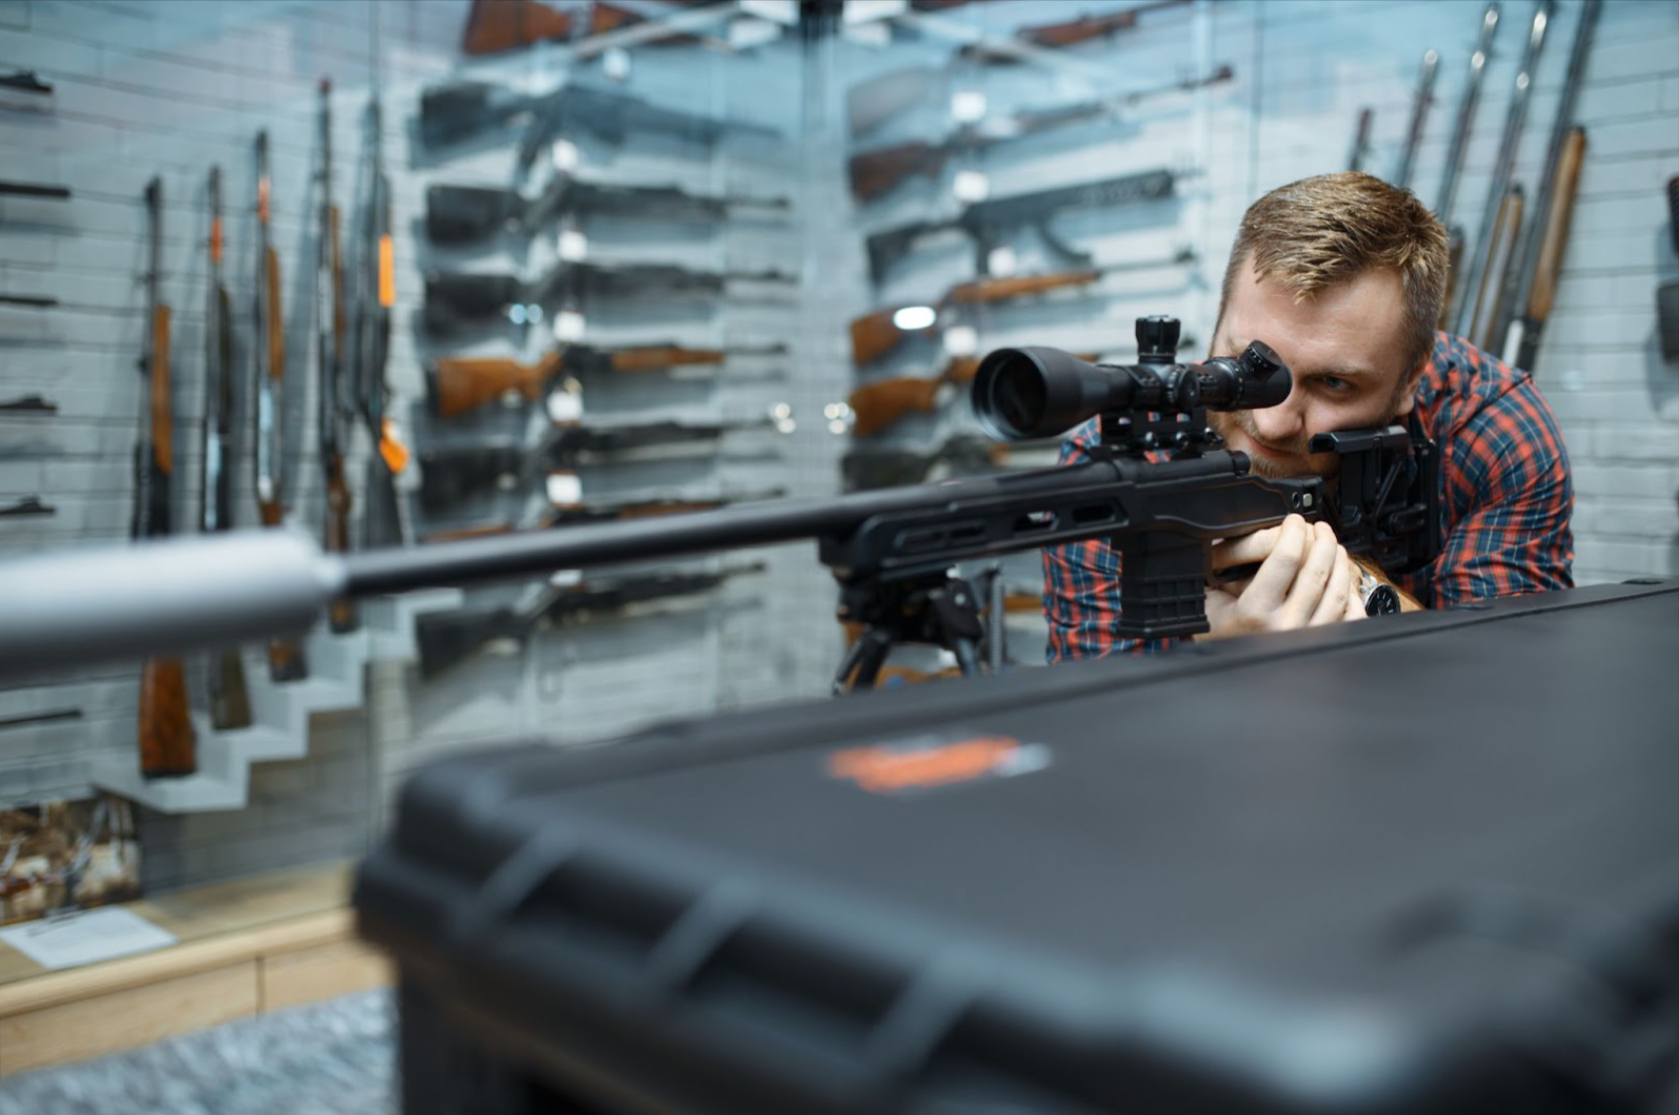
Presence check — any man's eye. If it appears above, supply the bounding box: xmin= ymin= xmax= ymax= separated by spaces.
xmin=1318 ymin=376 xmax=1354 ymax=393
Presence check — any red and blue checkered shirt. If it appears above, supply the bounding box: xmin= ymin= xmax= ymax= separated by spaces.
xmin=1043 ymin=332 xmax=1575 ymax=662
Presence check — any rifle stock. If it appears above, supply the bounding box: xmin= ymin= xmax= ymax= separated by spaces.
xmin=253 ymin=132 xmax=307 ymax=682
xmin=850 ymin=270 xmax=1106 ymax=365
xmin=462 ymin=0 xmax=574 ymax=55
xmin=1510 ymin=127 xmax=1585 ymax=369
xmin=430 ymin=352 xmax=562 ymax=418
xmin=136 ymin=178 xmax=196 ymax=778
xmin=138 ymin=658 xmax=195 ymax=778
xmin=203 ymin=166 xmax=251 ymax=730
xmin=317 ymin=82 xmax=358 ymax=633
xmin=848 ymin=142 xmax=946 ymax=203
xmin=1466 ymin=185 xmax=1523 ymax=351
xmin=429 ymin=344 xmax=739 ymax=420
xmin=1019 ymin=0 xmax=1187 ymax=46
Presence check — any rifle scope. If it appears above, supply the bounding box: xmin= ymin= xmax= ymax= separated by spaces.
xmin=972 ymin=316 xmax=1290 ymax=440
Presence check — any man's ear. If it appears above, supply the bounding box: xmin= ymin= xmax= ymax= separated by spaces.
xmin=1391 ymin=357 xmax=1428 ymax=417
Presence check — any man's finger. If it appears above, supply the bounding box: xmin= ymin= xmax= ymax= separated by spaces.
xmin=1279 ymin=522 xmax=1340 ymax=626
xmin=1209 ymin=523 xmax=1284 ymax=572
xmin=1242 ymin=515 xmax=1310 ymax=610
xmin=1310 ymin=547 xmax=1355 ymax=626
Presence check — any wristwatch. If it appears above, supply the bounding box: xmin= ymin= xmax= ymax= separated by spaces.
xmin=1358 ymin=569 xmax=1402 ymax=616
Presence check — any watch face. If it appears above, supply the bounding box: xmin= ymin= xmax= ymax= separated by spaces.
xmin=1364 ymin=584 xmax=1402 ymax=616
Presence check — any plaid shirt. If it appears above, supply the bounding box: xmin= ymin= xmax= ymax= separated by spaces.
xmin=1043 ymin=332 xmax=1575 ymax=662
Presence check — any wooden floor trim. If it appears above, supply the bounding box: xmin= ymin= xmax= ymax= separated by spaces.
xmin=0 ymin=909 xmax=355 ymax=1019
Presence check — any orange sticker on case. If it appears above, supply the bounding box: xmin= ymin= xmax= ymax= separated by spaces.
xmin=828 ymin=735 xmax=1048 ymax=795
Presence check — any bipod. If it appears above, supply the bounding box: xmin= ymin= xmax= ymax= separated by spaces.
xmin=831 ymin=568 xmax=988 ymax=695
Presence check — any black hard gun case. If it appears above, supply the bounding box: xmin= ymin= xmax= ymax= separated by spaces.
xmin=355 ymin=580 xmax=1679 ymax=1115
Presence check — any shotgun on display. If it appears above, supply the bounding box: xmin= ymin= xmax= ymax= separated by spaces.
xmin=134 ymin=179 xmax=196 ymax=780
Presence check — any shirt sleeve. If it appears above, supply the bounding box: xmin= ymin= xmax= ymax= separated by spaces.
xmin=1431 ymin=377 xmax=1575 ymax=606
xmin=1041 ymin=426 xmax=1177 ymax=663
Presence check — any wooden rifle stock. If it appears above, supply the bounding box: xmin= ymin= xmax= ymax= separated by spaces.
xmin=848 ymin=142 xmax=946 ymax=203
xmin=1466 ymin=185 xmax=1523 ymax=352
xmin=141 ymin=302 xmax=193 ymax=778
xmin=850 ymin=270 xmax=1104 ymax=365
xmin=139 ymin=657 xmax=195 ymax=778
xmin=430 ymin=352 xmax=560 ymax=418
xmin=137 ymin=178 xmax=195 ymax=778
xmin=430 ymin=345 xmax=731 ymax=419
xmin=254 ymin=133 xmax=307 ymax=682
xmin=1019 ymin=0 xmax=1187 ymax=47
xmin=1512 ymin=127 xmax=1585 ymax=369
xmin=462 ymin=0 xmax=573 ymax=54
xmin=607 ymin=344 xmax=728 ymax=372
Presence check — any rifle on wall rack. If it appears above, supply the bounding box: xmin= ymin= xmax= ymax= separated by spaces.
xmin=1450 ymin=1 xmax=1553 ymax=337
xmin=866 ymin=166 xmax=1183 ymax=286
xmin=418 ymin=407 xmax=795 ymax=512
xmin=316 ymin=79 xmax=357 ymax=633
xmin=1464 ymin=185 xmax=1524 ymax=352
xmin=252 ymin=129 xmax=309 ymax=682
xmin=1498 ymin=0 xmax=1601 ymax=369
xmin=851 ymin=1 xmax=1193 ymax=136
xmin=428 ymin=341 xmax=788 ymax=420
xmin=0 ymin=395 xmax=56 ymax=415
xmin=0 ymin=180 xmax=70 ymax=199
xmin=201 ymin=167 xmax=252 ymax=731
xmin=134 ymin=178 xmax=195 ymax=780
xmin=0 ymin=70 xmax=52 ymax=96
xmin=353 ymin=90 xmax=407 ymax=551
xmin=423 ymin=486 xmax=788 ymax=543
xmin=414 ymin=563 xmax=766 ymax=681
xmin=848 ymin=66 xmax=1233 ymax=204
xmin=0 ymin=496 xmax=55 ymax=518
xmin=422 ymin=261 xmax=795 ymax=338
xmin=1347 ymin=108 xmax=1374 ymax=173
xmin=850 ymin=250 xmax=1195 ymax=365
xmin=418 ymin=80 xmax=779 ymax=179
xmin=426 ymin=176 xmax=790 ymax=246
xmin=1435 ymin=3 xmax=1501 ymax=330
xmin=462 ymin=0 xmax=704 ymax=56
xmin=1393 ymin=50 xmax=1439 ymax=190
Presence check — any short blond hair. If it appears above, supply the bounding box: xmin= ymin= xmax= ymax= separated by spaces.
xmin=1216 ymin=172 xmax=1450 ymax=376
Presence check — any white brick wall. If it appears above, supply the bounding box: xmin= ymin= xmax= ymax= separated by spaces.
xmin=1 ymin=0 xmax=1675 ymax=892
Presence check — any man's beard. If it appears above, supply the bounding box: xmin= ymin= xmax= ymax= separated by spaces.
xmin=1208 ymin=410 xmax=1342 ymax=480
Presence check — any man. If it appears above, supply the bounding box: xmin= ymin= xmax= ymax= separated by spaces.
xmin=1044 ymin=172 xmax=1574 ymax=661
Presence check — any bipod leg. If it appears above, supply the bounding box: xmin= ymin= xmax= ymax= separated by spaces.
xmin=832 ymin=624 xmax=895 ymax=695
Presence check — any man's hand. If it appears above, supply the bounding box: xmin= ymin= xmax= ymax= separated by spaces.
xmin=1202 ymin=515 xmax=1364 ymax=640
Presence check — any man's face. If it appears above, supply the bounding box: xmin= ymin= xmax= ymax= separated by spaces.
xmin=1208 ymin=258 xmax=1425 ymax=479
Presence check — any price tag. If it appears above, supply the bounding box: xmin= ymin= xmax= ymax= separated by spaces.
xmin=556 ymin=228 xmax=588 ymax=261
xmin=986 ymin=246 xmax=1017 ymax=277
xmin=942 ymin=325 xmax=978 ymax=357
xmin=950 ymin=89 xmax=988 ymax=123
xmin=952 ymin=170 xmax=989 ymax=203
xmin=602 ymin=47 xmax=632 ymax=82
xmin=550 ymin=139 xmax=581 ymax=172
xmin=546 ymin=387 xmax=584 ymax=425
xmin=545 ymin=472 xmax=584 ymax=506
xmin=548 ymin=568 xmax=583 ymax=588
xmin=552 ymin=309 xmax=587 ymax=342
